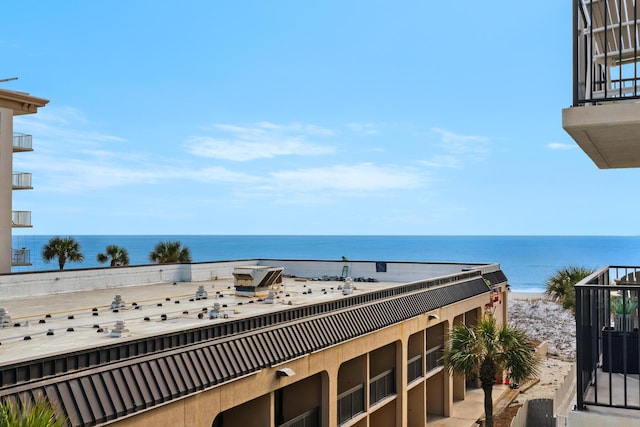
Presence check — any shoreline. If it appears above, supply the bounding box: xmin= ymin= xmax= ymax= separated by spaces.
xmin=508 ymin=290 xmax=575 ymax=360
xmin=510 ymin=291 xmax=548 ymax=300
xmin=507 ymin=289 xmax=576 ymax=403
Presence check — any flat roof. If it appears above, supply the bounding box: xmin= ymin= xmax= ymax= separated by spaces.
xmin=0 ymin=261 xmax=507 ymax=427
xmin=0 ymin=276 xmax=400 ymax=365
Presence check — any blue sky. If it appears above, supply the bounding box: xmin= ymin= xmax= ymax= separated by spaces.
xmin=4 ymin=1 xmax=636 ymax=235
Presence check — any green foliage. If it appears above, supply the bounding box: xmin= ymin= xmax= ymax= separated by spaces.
xmin=0 ymin=397 xmax=67 ymax=427
xmin=41 ymin=236 xmax=84 ymax=270
xmin=441 ymin=316 xmax=538 ymax=427
xmin=148 ymin=241 xmax=192 ymax=264
xmin=611 ymin=295 xmax=638 ymax=315
xmin=544 ymin=266 xmax=594 ymax=312
xmin=97 ymin=245 xmax=130 ymax=267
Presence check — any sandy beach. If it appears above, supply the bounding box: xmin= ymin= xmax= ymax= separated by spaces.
xmin=507 ymin=291 xmax=575 ymax=401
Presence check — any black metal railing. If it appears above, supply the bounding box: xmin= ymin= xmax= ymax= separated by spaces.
xmin=337 ymin=384 xmax=364 ymax=425
xmin=407 ymin=354 xmax=423 ymax=384
xmin=576 ymin=266 xmax=640 ymax=411
xmin=572 ymin=0 xmax=640 ymax=105
xmin=279 ymin=407 xmax=320 ymax=427
xmin=369 ymin=369 xmax=395 ymax=406
xmin=426 ymin=345 xmax=443 ymax=373
xmin=11 ymin=248 xmax=31 ymax=266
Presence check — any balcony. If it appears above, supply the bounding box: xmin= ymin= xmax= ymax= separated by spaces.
xmin=11 ymin=248 xmax=31 ymax=267
xmin=571 ymin=0 xmax=640 ymax=105
xmin=278 ymin=407 xmax=319 ymax=427
xmin=12 ymin=172 xmax=32 ymax=190
xmin=369 ymin=369 xmax=395 ymax=406
xmin=337 ymin=384 xmax=364 ymax=425
xmin=575 ymin=266 xmax=640 ymax=412
xmin=426 ymin=344 xmax=443 ymax=373
xmin=563 ymin=0 xmax=640 ymax=168
xmin=11 ymin=211 xmax=32 ymax=228
xmin=12 ymin=133 xmax=33 ymax=152
xmin=407 ymin=354 xmax=423 ymax=384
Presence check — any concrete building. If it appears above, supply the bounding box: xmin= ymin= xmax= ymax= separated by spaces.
xmin=563 ymin=1 xmax=640 ymax=425
xmin=0 ymin=86 xmax=48 ymax=274
xmin=0 ymin=259 xmax=510 ymax=426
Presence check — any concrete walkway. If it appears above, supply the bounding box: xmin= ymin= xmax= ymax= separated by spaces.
xmin=428 ymin=384 xmax=510 ymax=427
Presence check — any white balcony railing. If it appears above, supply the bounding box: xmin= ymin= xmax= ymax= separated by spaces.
xmin=12 ymin=172 xmax=32 ymax=190
xmin=12 ymin=133 xmax=33 ymax=151
xmin=11 ymin=248 xmax=31 ymax=266
xmin=12 ymin=211 xmax=32 ymax=228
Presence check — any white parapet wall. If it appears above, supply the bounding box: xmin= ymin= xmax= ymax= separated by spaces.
xmin=0 ymin=259 xmax=500 ymax=300
xmin=259 ymin=259 xmax=492 ymax=282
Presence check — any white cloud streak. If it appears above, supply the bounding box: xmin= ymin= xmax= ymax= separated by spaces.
xmin=187 ymin=121 xmax=335 ymax=161
xmin=15 ymin=111 xmax=427 ymax=206
xmin=547 ymin=143 xmax=576 ymax=150
xmin=419 ymin=127 xmax=493 ymax=168
xmin=347 ymin=122 xmax=380 ymax=136
xmin=270 ymin=163 xmax=423 ymax=192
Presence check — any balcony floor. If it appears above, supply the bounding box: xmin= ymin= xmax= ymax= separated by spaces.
xmin=586 ymin=368 xmax=640 ymax=409
xmin=563 ymin=102 xmax=640 ymax=169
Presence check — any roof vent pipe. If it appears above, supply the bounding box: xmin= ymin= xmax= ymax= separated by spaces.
xmin=209 ymin=303 xmax=221 ymax=319
xmin=265 ymin=290 xmax=276 ymax=304
xmin=110 ymin=320 xmax=129 ymax=338
xmin=0 ymin=308 xmax=11 ymax=328
xmin=195 ymin=285 xmax=208 ymax=299
xmin=342 ymin=278 xmax=353 ymax=295
xmin=111 ymin=295 xmax=125 ymax=310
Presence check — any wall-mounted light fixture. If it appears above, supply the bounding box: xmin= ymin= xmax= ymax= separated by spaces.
xmin=428 ymin=314 xmax=439 ymax=320
xmin=276 ymin=368 xmax=296 ymax=378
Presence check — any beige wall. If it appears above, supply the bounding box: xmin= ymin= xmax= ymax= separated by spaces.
xmin=109 ymin=288 xmax=505 ymax=427
xmin=0 ymin=107 xmax=12 ymax=274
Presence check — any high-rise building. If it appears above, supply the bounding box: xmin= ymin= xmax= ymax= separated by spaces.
xmin=0 ymin=87 xmax=48 ymax=273
xmin=563 ymin=1 xmax=640 ymax=425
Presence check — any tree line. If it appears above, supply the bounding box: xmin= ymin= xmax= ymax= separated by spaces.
xmin=40 ymin=237 xmax=192 ymax=270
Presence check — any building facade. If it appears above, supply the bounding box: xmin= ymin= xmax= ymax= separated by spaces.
xmin=563 ymin=1 xmax=640 ymax=425
xmin=0 ymin=259 xmax=509 ymax=427
xmin=0 ymin=88 xmax=48 ymax=274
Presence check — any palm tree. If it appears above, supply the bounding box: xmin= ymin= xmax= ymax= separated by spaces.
xmin=441 ymin=315 xmax=538 ymax=427
xmin=96 ymin=245 xmax=130 ymax=267
xmin=148 ymin=241 xmax=192 ymax=264
xmin=41 ymin=236 xmax=84 ymax=270
xmin=0 ymin=397 xmax=67 ymax=427
xmin=544 ymin=266 xmax=594 ymax=312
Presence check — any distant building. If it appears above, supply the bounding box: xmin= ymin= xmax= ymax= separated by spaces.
xmin=0 ymin=87 xmax=48 ymax=273
xmin=0 ymin=259 xmax=509 ymax=426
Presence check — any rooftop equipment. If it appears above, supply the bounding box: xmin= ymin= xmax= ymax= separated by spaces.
xmin=232 ymin=266 xmax=283 ymax=297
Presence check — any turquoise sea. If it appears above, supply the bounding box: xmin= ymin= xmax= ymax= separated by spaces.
xmin=10 ymin=235 xmax=640 ymax=293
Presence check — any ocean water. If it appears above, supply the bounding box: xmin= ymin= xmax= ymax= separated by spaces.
xmin=10 ymin=235 xmax=640 ymax=293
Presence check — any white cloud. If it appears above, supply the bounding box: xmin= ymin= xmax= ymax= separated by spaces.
xmin=418 ymin=127 xmax=493 ymax=167
xmin=187 ymin=136 xmax=333 ymax=161
xmin=547 ymin=143 xmax=576 ymax=150
xmin=431 ymin=127 xmax=489 ymax=144
xmin=187 ymin=121 xmax=336 ymax=161
xmin=14 ymin=106 xmax=126 ymax=146
xmin=20 ymin=151 xmax=260 ymax=193
xmin=268 ymin=163 xmax=424 ymax=193
xmin=347 ymin=122 xmax=380 ymax=136
xmin=419 ymin=155 xmax=462 ymax=168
